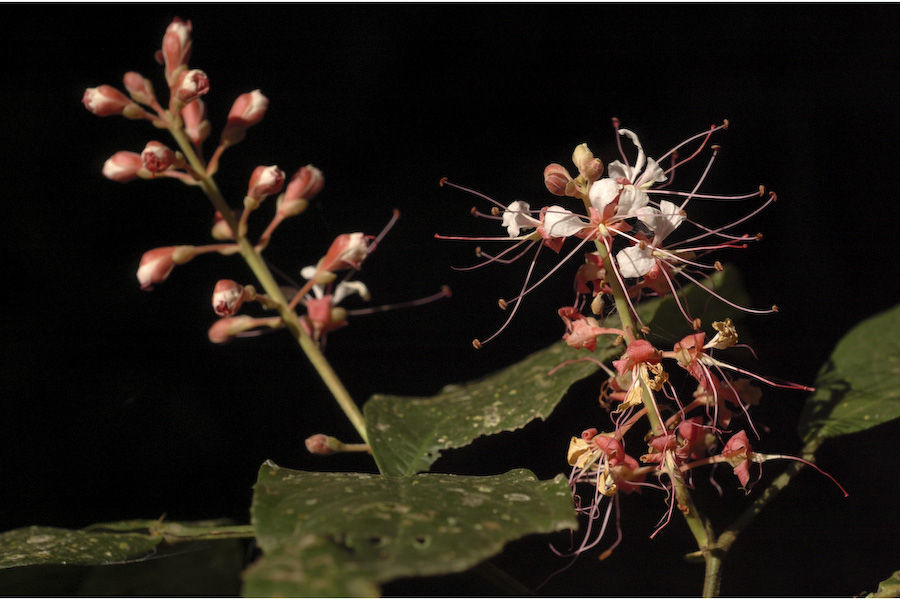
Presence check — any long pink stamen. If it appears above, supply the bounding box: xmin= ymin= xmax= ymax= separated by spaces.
xmin=474 ymin=243 xmax=543 ymax=347
xmin=651 ymin=188 xmax=764 ymax=202
xmin=676 ymin=191 xmax=775 ymax=246
xmin=756 ymin=454 xmax=849 ymax=497
xmin=679 ymin=269 xmax=778 ymax=315
xmin=368 ymin=208 xmax=400 ymax=253
xmin=704 ymin=356 xmax=814 ymax=392
xmin=347 ymin=286 xmax=451 ymax=317
xmin=439 ymin=178 xmax=508 ymax=211
xmin=504 ymin=236 xmax=594 ymax=306
xmin=712 ymin=363 xmax=761 ymax=438
xmin=679 ymin=147 xmax=719 ymax=212
xmin=663 ymin=125 xmax=716 ymax=175
xmin=657 ymin=122 xmax=727 ymax=163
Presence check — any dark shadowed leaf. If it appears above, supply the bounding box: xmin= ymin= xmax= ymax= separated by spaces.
xmin=244 ymin=461 xmax=577 ymax=596
xmin=799 ymin=303 xmax=900 ymax=442
xmin=0 ymin=526 xmax=161 ymax=569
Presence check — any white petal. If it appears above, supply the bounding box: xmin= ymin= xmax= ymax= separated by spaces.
xmin=543 ymin=206 xmax=588 ymax=238
xmin=333 ymin=280 xmax=370 ymax=304
xmin=606 ymin=160 xmax=631 ymax=182
xmin=616 ymin=185 xmax=649 ymax=216
xmin=637 ymin=157 xmax=667 ymax=188
xmin=652 ymin=200 xmax=685 ymax=242
xmin=618 ymin=129 xmax=646 ymax=180
xmin=616 ymin=244 xmax=655 ymax=278
xmin=589 ymin=178 xmax=621 ymax=214
xmin=501 ymin=200 xmax=540 ymax=238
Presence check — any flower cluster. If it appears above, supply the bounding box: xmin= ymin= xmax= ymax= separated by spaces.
xmin=439 ymin=119 xmax=846 ymax=559
xmin=84 ymin=18 xmax=448 ymax=347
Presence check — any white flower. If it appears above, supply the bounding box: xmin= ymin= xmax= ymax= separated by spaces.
xmin=501 ymin=200 xmax=541 ymax=238
xmin=608 ymin=129 xmax=667 ymax=189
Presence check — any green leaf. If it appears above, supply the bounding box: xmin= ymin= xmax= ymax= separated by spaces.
xmin=365 ymin=340 xmax=603 ymax=475
xmin=0 ymin=526 xmax=161 ymax=569
xmin=244 ymin=461 xmax=577 ymax=596
xmin=869 ymin=568 xmax=900 ymax=598
xmin=799 ymin=303 xmax=900 ymax=442
xmin=365 ymin=267 xmax=748 ymax=476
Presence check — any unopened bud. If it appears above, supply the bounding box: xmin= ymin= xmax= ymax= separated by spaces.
xmin=319 ymin=232 xmax=369 ymax=272
xmin=211 ymin=210 xmax=236 ymax=240
xmin=173 ymin=69 xmax=209 ymax=104
xmin=212 ymin=279 xmax=245 ymax=317
xmin=182 ymin=98 xmax=210 ymax=146
xmin=102 ymin=151 xmax=143 ymax=182
xmin=221 ymin=89 xmax=269 ymax=145
xmin=247 ymin=165 xmax=286 ymax=200
xmin=137 ymin=245 xmax=195 ymax=290
xmin=278 ymin=165 xmax=323 ymax=217
xmin=543 ymin=163 xmax=573 ymax=196
xmin=159 ymin=17 xmax=193 ymax=82
xmin=141 ymin=141 xmax=175 ymax=173
xmin=123 ymin=71 xmax=156 ymax=106
xmin=305 ymin=434 xmax=337 ymax=455
xmin=207 ymin=315 xmax=256 ymax=344
xmin=82 ymin=85 xmax=136 ymax=117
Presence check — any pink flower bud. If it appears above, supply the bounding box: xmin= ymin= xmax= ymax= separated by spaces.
xmin=182 ymin=98 xmax=210 ymax=146
xmin=102 ymin=151 xmax=143 ymax=182
xmin=212 ymin=279 xmax=245 ymax=317
xmin=141 ymin=141 xmax=175 ymax=173
xmin=247 ymin=165 xmax=286 ymax=200
xmin=173 ymin=69 xmax=209 ymax=104
xmin=122 ymin=71 xmax=156 ymax=106
xmin=208 ymin=315 xmax=256 ymax=344
xmin=305 ymin=434 xmax=336 ymax=455
xmin=211 ymin=210 xmax=237 ymax=240
xmin=285 ymin=165 xmax=324 ymax=202
xmin=159 ymin=17 xmax=193 ymax=81
xmin=82 ymin=85 xmax=134 ymax=117
xmin=544 ymin=163 xmax=573 ymax=196
xmin=221 ymin=90 xmax=269 ymax=145
xmin=319 ymin=232 xmax=369 ymax=272
xmin=137 ymin=245 xmax=195 ymax=290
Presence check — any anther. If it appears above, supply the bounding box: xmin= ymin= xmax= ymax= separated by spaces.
xmin=439 ymin=177 xmax=447 ymax=187
xmin=441 ymin=285 xmax=452 ymax=298
xmin=692 ymin=317 xmax=702 ymax=331
xmin=755 ymin=232 xmax=764 ymax=241
xmin=769 ymin=191 xmax=778 ymax=202
xmin=641 ymin=325 xmax=651 ymax=335
xmin=711 ymin=144 xmax=721 ymax=153
xmin=772 ymin=304 xmax=779 ymax=312
xmin=758 ymin=185 xmax=766 ymax=197
xmin=611 ymin=117 xmax=620 ymax=128
xmin=472 ymin=338 xmax=482 ymax=350
xmin=722 ymin=118 xmax=730 ymax=130
xmin=491 ymin=207 xmax=500 ymax=217
xmin=469 ymin=206 xmax=478 ymax=217
xmin=498 ymin=298 xmax=508 ymax=310
xmin=714 ymin=261 xmax=724 ymax=272
xmin=475 ymin=246 xmax=483 ymax=257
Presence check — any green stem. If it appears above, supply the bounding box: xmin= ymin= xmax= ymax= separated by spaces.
xmin=168 ymin=124 xmax=369 ymax=444
xmin=586 ymin=200 xmax=715 ymax=594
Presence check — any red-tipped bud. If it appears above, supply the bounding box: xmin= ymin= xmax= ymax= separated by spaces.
xmin=212 ymin=279 xmax=245 ymax=317
xmin=141 ymin=141 xmax=175 ymax=173
xmin=159 ymin=17 xmax=193 ymax=81
xmin=221 ymin=90 xmax=269 ymax=145
xmin=247 ymin=165 xmax=286 ymax=200
xmin=544 ymin=163 xmax=573 ymax=196
xmin=102 ymin=151 xmax=144 ymax=182
xmin=181 ymin=98 xmax=210 ymax=146
xmin=82 ymin=85 xmax=136 ymax=117
xmin=173 ymin=69 xmax=209 ymax=104
xmin=211 ymin=210 xmax=237 ymax=240
xmin=319 ymin=232 xmax=369 ymax=272
xmin=122 ymin=72 xmax=156 ymax=106
xmin=137 ymin=245 xmax=195 ymax=290
xmin=305 ymin=434 xmax=336 ymax=455
xmin=207 ymin=315 xmax=256 ymax=344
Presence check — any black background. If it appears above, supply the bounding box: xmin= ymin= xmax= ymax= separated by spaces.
xmin=3 ymin=5 xmax=899 ymax=596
